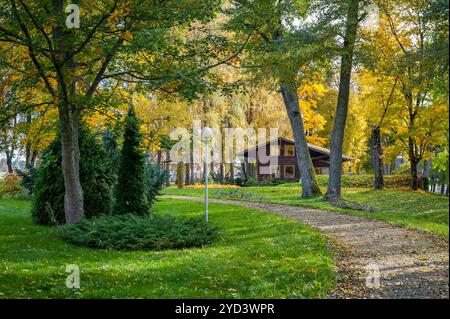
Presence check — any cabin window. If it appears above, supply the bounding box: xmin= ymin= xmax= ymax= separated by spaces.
xmin=284 ymin=145 xmax=295 ymax=157
xmin=284 ymin=165 xmax=295 ymax=179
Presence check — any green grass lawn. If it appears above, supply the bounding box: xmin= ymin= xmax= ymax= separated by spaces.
xmin=163 ymin=184 xmax=449 ymax=238
xmin=0 ymin=198 xmax=335 ymax=299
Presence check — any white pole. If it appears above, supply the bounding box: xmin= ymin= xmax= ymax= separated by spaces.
xmin=204 ymin=138 xmax=209 ymax=223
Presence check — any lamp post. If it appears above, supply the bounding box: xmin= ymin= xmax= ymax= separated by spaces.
xmin=202 ymin=127 xmax=213 ymax=223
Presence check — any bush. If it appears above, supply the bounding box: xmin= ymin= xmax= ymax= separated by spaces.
xmin=309 ymin=174 xmax=411 ymax=189
xmin=59 ymin=213 xmax=218 ymax=251
xmin=144 ymin=161 xmax=168 ymax=206
xmin=0 ymin=174 xmax=24 ymax=198
xmin=234 ymin=177 xmax=243 ymax=187
xmin=15 ymin=167 xmax=36 ymax=195
xmin=31 ymin=128 xmax=114 ymax=225
xmin=114 ymin=107 xmax=149 ymax=216
xmin=245 ymin=176 xmax=258 ymax=186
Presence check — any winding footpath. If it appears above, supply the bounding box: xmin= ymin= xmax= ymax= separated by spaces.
xmin=165 ymin=195 xmax=449 ymax=299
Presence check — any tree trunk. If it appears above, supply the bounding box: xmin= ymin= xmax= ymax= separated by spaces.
xmin=190 ymin=151 xmax=195 ymax=183
xmin=30 ymin=150 xmax=38 ymax=168
xmin=241 ymin=162 xmax=247 ymax=181
xmin=185 ymin=162 xmax=190 ymax=185
xmin=5 ymin=151 xmax=13 ymax=174
xmin=408 ymin=137 xmax=419 ymax=190
xmin=52 ymin=0 xmax=84 ymax=224
xmin=58 ymin=105 xmax=84 ymax=224
xmin=280 ymin=83 xmax=321 ymax=197
xmin=325 ymin=0 xmax=360 ymax=201
xmin=157 ymin=150 xmax=162 ymax=166
xmin=165 ymin=150 xmax=171 ymax=187
xmin=219 ymin=163 xmax=224 ymax=184
xmin=229 ymin=163 xmax=234 ymax=184
xmin=423 ymin=157 xmax=432 ymax=179
xmin=370 ymin=126 xmax=384 ymax=189
xmin=409 ymin=160 xmax=419 ymax=190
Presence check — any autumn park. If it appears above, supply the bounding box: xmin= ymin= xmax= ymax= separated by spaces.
xmin=0 ymin=0 xmax=449 ymax=304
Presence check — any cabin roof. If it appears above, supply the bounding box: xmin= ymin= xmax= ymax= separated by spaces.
xmin=237 ymin=137 xmax=353 ymax=161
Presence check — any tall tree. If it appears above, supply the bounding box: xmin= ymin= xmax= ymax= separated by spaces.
xmin=325 ymin=0 xmax=362 ymax=201
xmin=225 ymin=0 xmax=331 ymax=197
xmin=362 ymin=0 xmax=449 ymax=190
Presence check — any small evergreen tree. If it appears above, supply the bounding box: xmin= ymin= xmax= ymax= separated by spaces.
xmin=114 ymin=107 xmax=149 ymax=215
xmin=31 ymin=128 xmax=114 ymax=225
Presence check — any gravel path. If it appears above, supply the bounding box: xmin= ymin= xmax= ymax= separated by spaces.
xmin=165 ymin=195 xmax=449 ymax=299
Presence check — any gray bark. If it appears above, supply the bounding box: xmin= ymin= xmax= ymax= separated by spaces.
xmin=325 ymin=0 xmax=360 ymax=201
xmin=280 ymin=83 xmax=321 ymax=197
xmin=58 ymin=106 xmax=84 ymax=224
xmin=54 ymin=0 xmax=84 ymax=224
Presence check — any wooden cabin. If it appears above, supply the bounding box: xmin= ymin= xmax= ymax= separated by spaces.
xmin=238 ymin=137 xmax=352 ymax=181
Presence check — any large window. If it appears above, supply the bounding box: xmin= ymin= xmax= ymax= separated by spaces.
xmin=284 ymin=144 xmax=295 ymax=157
xmin=284 ymin=165 xmax=295 ymax=179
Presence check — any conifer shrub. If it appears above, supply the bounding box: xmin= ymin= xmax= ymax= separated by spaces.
xmin=31 ymin=128 xmax=114 ymax=225
xmin=113 ymin=107 xmax=149 ymax=215
xmin=59 ymin=213 xmax=218 ymax=250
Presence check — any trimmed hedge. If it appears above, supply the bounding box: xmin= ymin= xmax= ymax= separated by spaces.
xmin=306 ymin=174 xmax=411 ymax=189
xmin=59 ymin=213 xmax=218 ymax=251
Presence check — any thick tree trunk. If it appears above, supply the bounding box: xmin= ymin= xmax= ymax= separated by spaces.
xmin=325 ymin=0 xmax=360 ymax=201
xmin=409 ymin=160 xmax=419 ymax=190
xmin=370 ymin=126 xmax=384 ymax=189
xmin=58 ymin=106 xmax=84 ymax=224
xmin=52 ymin=0 xmax=84 ymax=224
xmin=280 ymin=83 xmax=321 ymax=197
